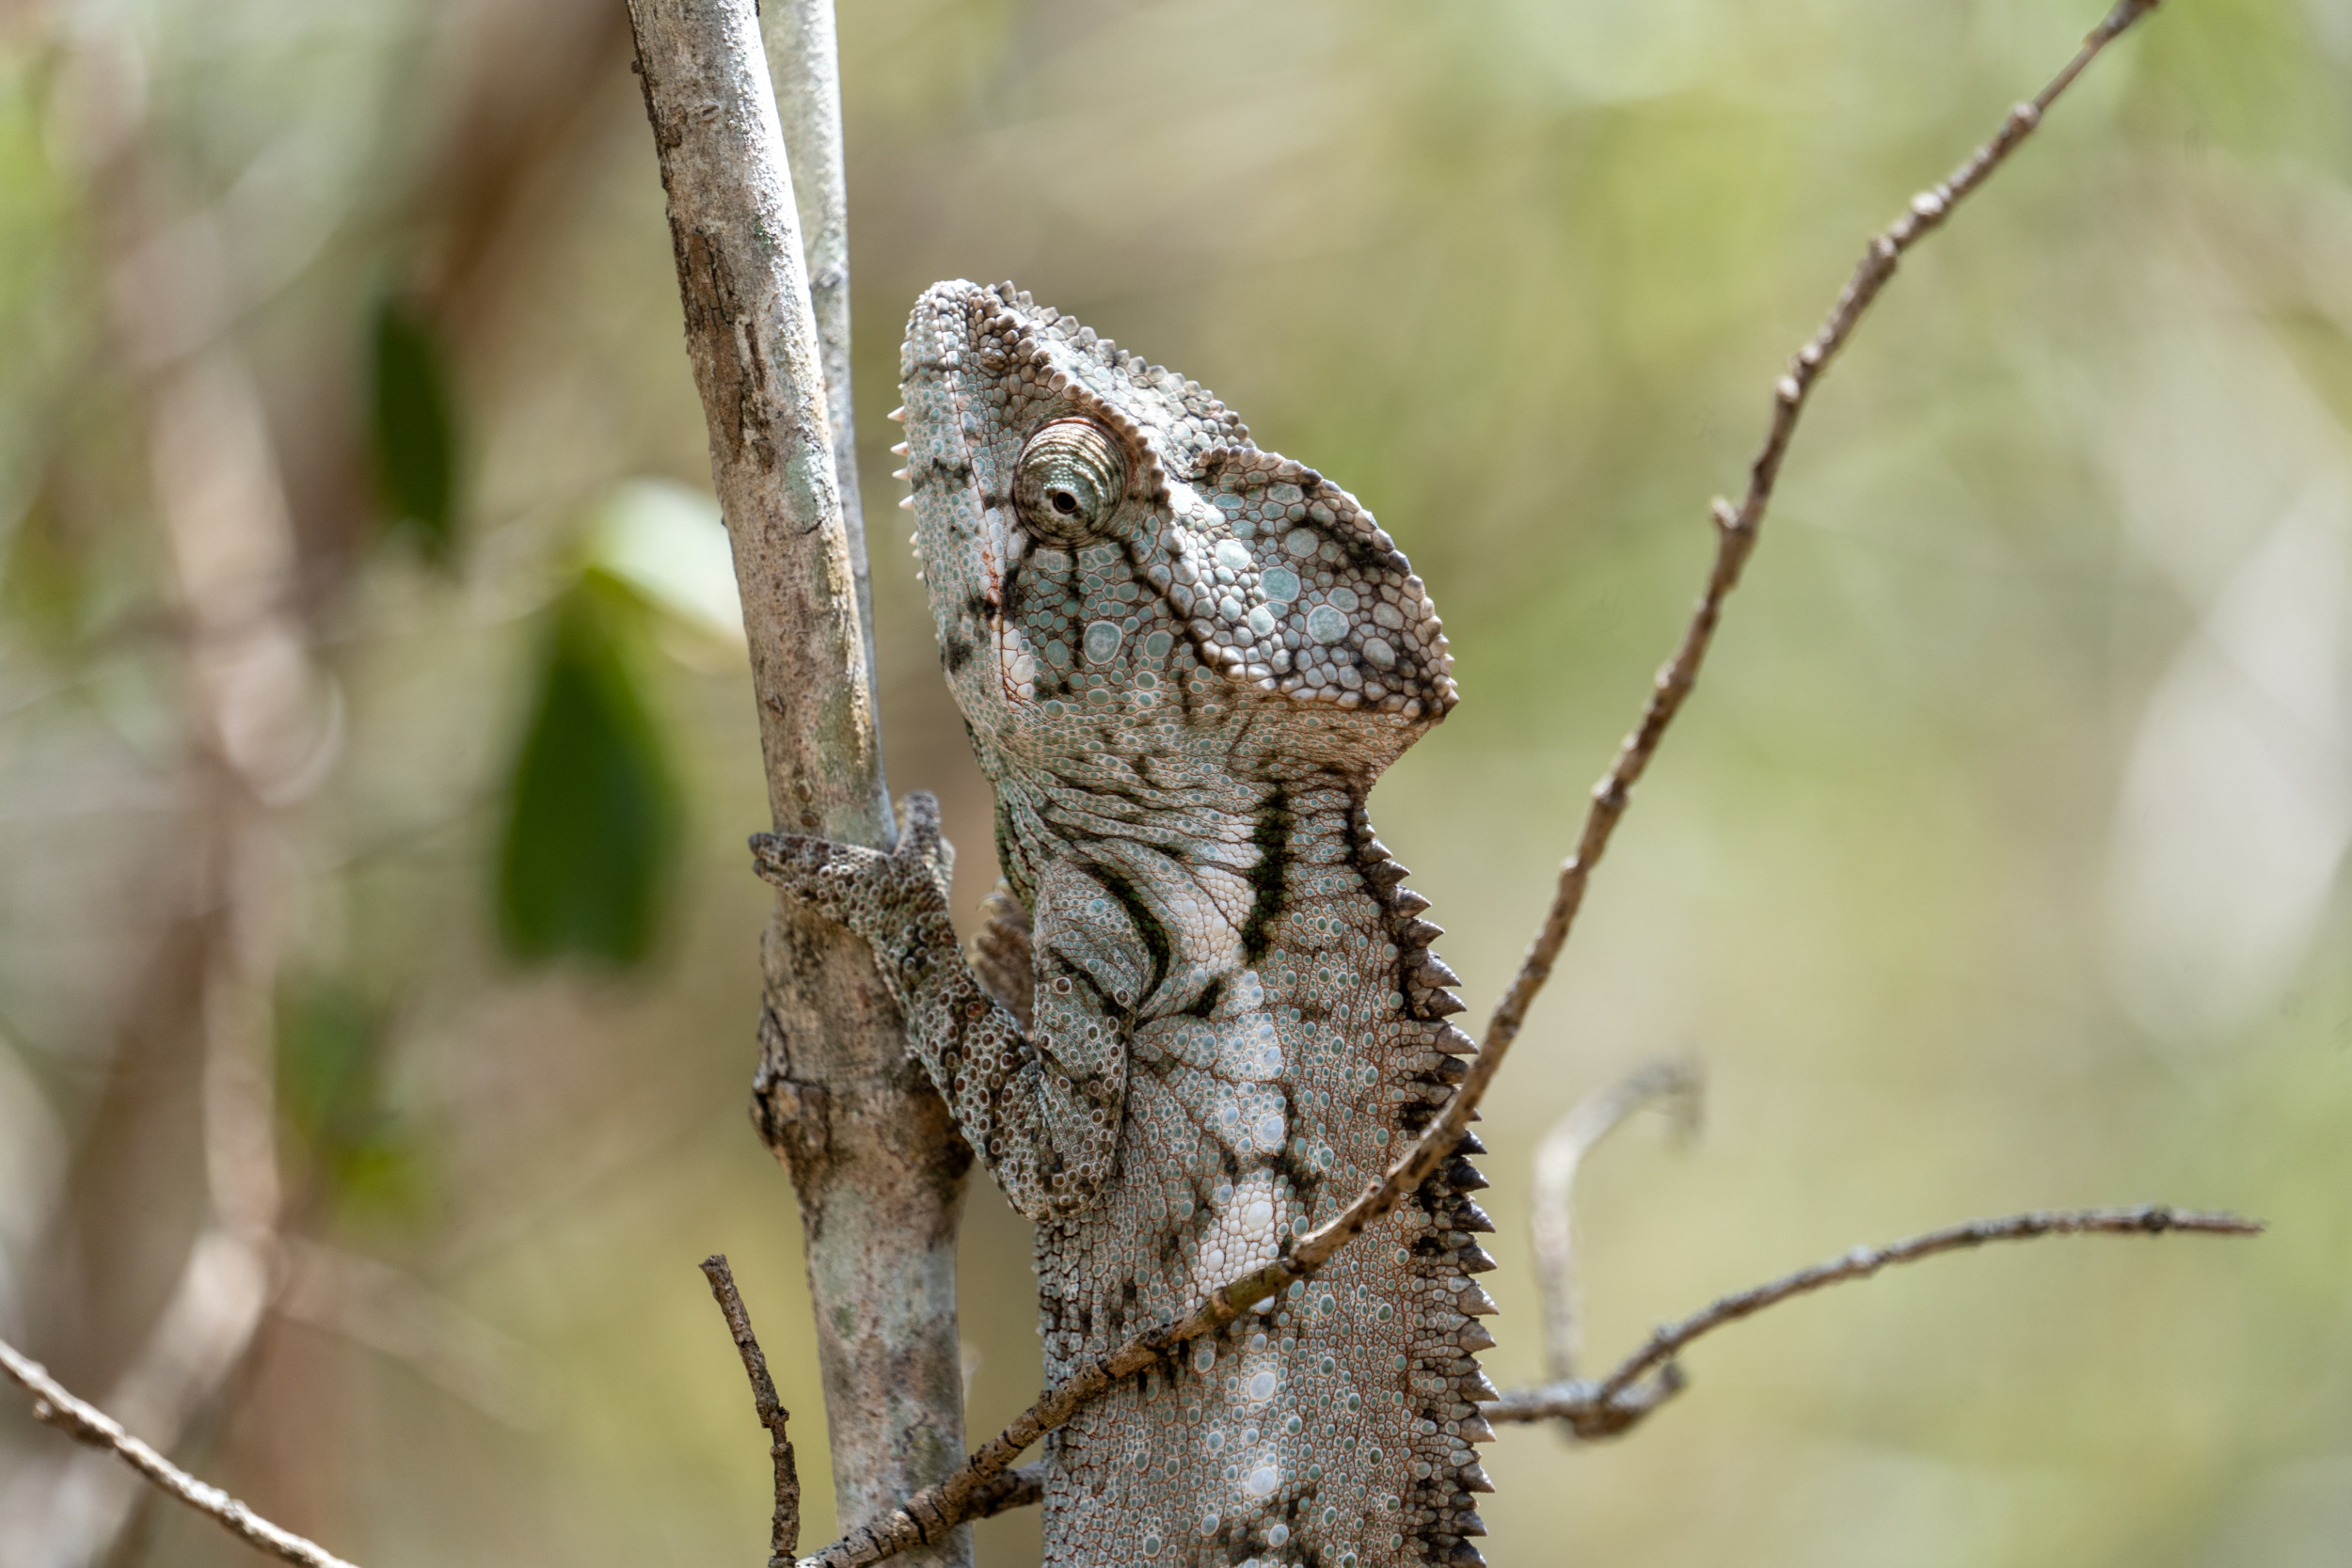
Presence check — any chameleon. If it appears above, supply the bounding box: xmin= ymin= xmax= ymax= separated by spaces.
xmin=754 ymin=279 xmax=1500 ymax=1568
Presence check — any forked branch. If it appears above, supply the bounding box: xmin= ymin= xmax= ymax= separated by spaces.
xmin=1484 ymin=1204 xmax=2264 ymax=1436
xmin=790 ymin=4 xmax=2171 ymax=1564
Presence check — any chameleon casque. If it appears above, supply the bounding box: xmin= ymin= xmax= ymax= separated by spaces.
xmin=754 ymin=279 xmax=1500 ymax=1568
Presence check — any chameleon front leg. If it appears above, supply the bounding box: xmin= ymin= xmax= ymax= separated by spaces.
xmin=753 ymin=792 xmax=1135 ymax=1222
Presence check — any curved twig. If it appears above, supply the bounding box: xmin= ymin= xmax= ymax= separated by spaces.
xmin=1484 ymin=1204 xmax=2264 ymax=1436
xmin=701 ymin=1256 xmax=802 ymax=1566
xmin=1530 ymin=1062 xmax=1702 ymax=1384
xmin=1450 ymin=0 xmax=2166 ymax=1201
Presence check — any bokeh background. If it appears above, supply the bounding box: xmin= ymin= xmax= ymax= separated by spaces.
xmin=2 ymin=1 xmax=2348 ymax=1565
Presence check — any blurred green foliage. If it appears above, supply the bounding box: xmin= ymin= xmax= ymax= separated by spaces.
xmin=497 ymin=572 xmax=683 ymax=969
xmin=369 ymin=292 xmax=460 ymax=567
xmin=277 ymin=974 xmax=427 ymax=1219
xmin=0 ymin=486 xmax=87 ymax=650
xmin=0 ymin=3 xmax=2344 ymax=1568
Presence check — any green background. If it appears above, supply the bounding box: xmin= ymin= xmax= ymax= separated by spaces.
xmin=1 ymin=2 xmax=2346 ymax=1565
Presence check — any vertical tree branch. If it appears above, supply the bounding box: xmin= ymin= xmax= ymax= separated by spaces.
xmin=626 ymin=0 xmax=882 ymax=835
xmin=623 ymin=6 xmax=974 ymax=1563
xmin=3 ymin=354 xmax=310 ymax=1564
xmin=3 ymin=19 xmax=331 ymax=1554
xmin=761 ymin=0 xmax=879 ymax=694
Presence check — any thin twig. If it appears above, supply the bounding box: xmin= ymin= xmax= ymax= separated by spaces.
xmin=0 ymin=1337 xmax=361 ymax=1568
xmin=1422 ymin=0 xmax=2169 ymax=1283
xmin=789 ymin=5 xmax=2167 ymax=1563
xmin=1530 ymin=1062 xmax=1702 ymax=1383
xmin=701 ymin=1256 xmax=802 ymax=1565
xmin=1484 ymin=1204 xmax=2264 ymax=1435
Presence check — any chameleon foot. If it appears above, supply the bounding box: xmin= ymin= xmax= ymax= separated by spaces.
xmin=750 ymin=791 xmax=958 ymax=968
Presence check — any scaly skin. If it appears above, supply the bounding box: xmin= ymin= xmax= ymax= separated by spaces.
xmin=755 ymin=281 xmax=1499 ymax=1568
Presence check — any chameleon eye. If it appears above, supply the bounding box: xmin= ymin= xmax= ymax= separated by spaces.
xmin=1014 ymin=419 xmax=1127 ymax=544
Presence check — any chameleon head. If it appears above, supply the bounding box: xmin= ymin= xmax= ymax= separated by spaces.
xmin=897 ymin=279 xmax=1458 ymax=775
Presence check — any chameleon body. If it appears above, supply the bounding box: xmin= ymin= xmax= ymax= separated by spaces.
xmin=755 ymin=280 xmax=1499 ymax=1568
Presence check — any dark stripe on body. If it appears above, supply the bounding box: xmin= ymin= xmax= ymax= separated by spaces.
xmin=1239 ymin=785 xmax=1292 ymax=964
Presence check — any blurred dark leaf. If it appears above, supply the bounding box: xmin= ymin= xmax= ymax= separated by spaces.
xmin=496 ymin=571 xmax=683 ymax=969
xmin=369 ymin=291 xmax=458 ymax=566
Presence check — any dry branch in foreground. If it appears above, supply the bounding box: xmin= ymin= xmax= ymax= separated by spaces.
xmin=0 ymin=1338 xmax=358 ymax=1568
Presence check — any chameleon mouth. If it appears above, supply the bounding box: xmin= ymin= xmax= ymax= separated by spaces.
xmin=984 ymin=519 xmax=1040 ymax=706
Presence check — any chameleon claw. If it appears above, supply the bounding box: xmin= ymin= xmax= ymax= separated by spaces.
xmin=893 ymin=791 xmax=955 ymax=900
xmin=751 ymin=812 xmax=959 ymax=957
xmin=749 ymin=832 xmax=881 ymax=918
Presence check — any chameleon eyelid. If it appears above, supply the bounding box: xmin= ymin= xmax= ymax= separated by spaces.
xmin=1014 ymin=417 xmax=1130 ymax=544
